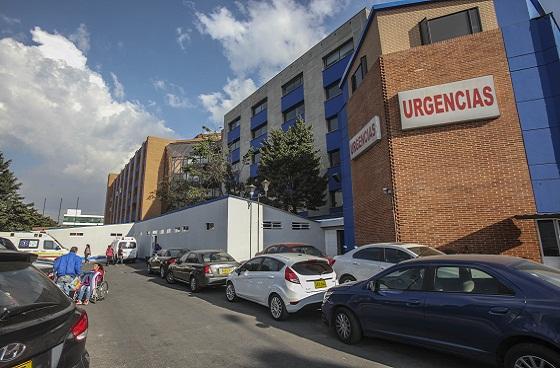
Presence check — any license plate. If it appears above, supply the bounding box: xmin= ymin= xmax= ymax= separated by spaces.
xmin=314 ymin=279 xmax=327 ymax=289
xmin=13 ymin=361 xmax=32 ymax=368
xmin=220 ymin=267 xmax=233 ymax=275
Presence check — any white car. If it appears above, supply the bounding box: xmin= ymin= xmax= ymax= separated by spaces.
xmin=111 ymin=237 xmax=137 ymax=262
xmin=225 ymin=254 xmax=337 ymax=320
xmin=332 ymin=243 xmax=444 ymax=283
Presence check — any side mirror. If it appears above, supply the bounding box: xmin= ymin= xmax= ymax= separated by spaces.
xmin=368 ymin=280 xmax=379 ymax=292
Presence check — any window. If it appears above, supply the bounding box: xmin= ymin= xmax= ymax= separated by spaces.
xmin=292 ymin=222 xmax=310 ymax=230
xmin=282 ymin=73 xmax=303 ymax=95
xmin=420 ymin=8 xmax=482 ymax=45
xmin=166 ymin=228 xmax=172 ymax=234
xmin=43 ymin=240 xmax=57 ymax=250
xmin=330 ymin=190 xmax=343 ymax=208
xmin=263 ymin=221 xmax=282 ymax=230
xmin=252 ymin=124 xmax=267 ymax=139
xmin=203 ymin=252 xmax=235 ymax=263
xmin=174 ymin=227 xmax=181 ymax=233
xmin=206 ymin=222 xmax=215 ymax=230
xmin=228 ymin=117 xmax=240 ymax=131
xmin=260 ymin=257 xmax=284 ymax=272
xmin=329 ymin=150 xmax=341 ymax=167
xmin=290 ymin=246 xmax=323 ymax=257
xmin=252 ymin=99 xmax=267 ymax=116
xmin=351 ymin=56 xmax=368 ymax=92
xmin=327 ymin=116 xmax=339 ymax=132
xmin=385 ymin=248 xmax=412 ymax=264
xmin=110 ymin=233 xmax=117 ymax=236
xmin=69 ymin=233 xmax=84 ymax=237
xmin=515 ymin=261 xmax=560 ymax=289
xmin=378 ymin=267 xmax=426 ymax=291
xmin=323 ymin=39 xmax=354 ymax=68
xmin=283 ymin=103 xmax=305 ymax=123
xmin=353 ymin=247 xmax=384 ymax=262
xmin=325 ymin=82 xmax=342 ymax=100
xmin=252 ymin=151 xmax=262 ymax=165
xmin=292 ymin=260 xmax=333 ymax=275
xmin=434 ymin=266 xmax=513 ymax=295
xmin=538 ymin=220 xmax=560 ymax=257
xmin=408 ymin=246 xmax=445 ymax=257
xmin=228 ymin=139 xmax=240 ymax=152
xmin=241 ymin=258 xmax=263 ymax=272
xmin=186 ymin=253 xmax=199 ymax=264
xmin=19 ymin=239 xmax=39 ymax=249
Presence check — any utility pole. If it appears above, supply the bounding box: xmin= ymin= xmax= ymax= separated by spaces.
xmin=57 ymin=197 xmax=63 ymax=225
xmin=42 ymin=197 xmax=46 ymax=216
xmin=75 ymin=197 xmax=79 ymax=226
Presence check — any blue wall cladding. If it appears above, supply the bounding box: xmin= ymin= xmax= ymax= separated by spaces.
xmin=250 ymin=133 xmax=268 ymax=150
xmin=326 ymin=129 xmax=342 ymax=152
xmin=227 ymin=126 xmax=240 ymax=143
xmin=281 ymin=85 xmax=304 ymax=112
xmin=229 ymin=148 xmax=240 ymax=163
xmin=323 ymin=54 xmax=352 ymax=87
xmin=250 ymin=109 xmax=267 ymax=130
xmin=324 ymin=94 xmax=345 ymax=119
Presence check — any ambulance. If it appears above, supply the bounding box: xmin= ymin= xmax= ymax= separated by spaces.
xmin=111 ymin=236 xmax=137 ymax=262
xmin=0 ymin=231 xmax=68 ymax=260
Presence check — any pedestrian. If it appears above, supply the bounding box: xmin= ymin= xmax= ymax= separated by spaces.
xmin=84 ymin=244 xmax=91 ymax=263
xmin=76 ymin=263 xmax=103 ymax=305
xmin=105 ymin=245 xmax=114 ymax=266
xmin=154 ymin=242 xmax=162 ymax=255
xmin=53 ymin=246 xmax=82 ymax=297
xmin=117 ymin=245 xmax=124 ymax=264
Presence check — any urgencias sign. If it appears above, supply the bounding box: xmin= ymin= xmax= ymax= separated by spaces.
xmin=350 ymin=116 xmax=381 ymax=160
xmin=398 ymin=75 xmax=500 ymax=130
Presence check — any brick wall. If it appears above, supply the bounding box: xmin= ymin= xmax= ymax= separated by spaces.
xmin=141 ymin=136 xmax=174 ymax=220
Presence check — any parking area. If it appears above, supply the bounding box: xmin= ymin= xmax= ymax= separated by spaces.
xmin=85 ymin=262 xmax=490 ymax=368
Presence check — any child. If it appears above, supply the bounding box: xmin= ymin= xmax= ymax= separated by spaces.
xmin=76 ymin=263 xmax=102 ymax=305
xmin=105 ymin=245 xmax=114 ymax=266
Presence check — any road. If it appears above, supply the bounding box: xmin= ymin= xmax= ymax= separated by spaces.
xmin=85 ymin=262 xmax=491 ymax=368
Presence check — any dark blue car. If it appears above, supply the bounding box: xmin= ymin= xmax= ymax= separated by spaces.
xmin=322 ymin=255 xmax=560 ymax=368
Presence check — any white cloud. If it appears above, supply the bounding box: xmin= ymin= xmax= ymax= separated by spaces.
xmin=69 ymin=23 xmax=90 ymax=53
xmin=0 ymin=28 xmax=175 ymax=213
xmin=152 ymin=78 xmax=192 ymax=109
xmin=110 ymin=72 xmax=125 ymax=100
xmin=199 ymin=77 xmax=257 ymax=123
xmin=0 ymin=14 xmax=21 ymax=25
xmin=176 ymin=27 xmax=191 ymax=50
xmin=165 ymin=93 xmax=192 ymax=108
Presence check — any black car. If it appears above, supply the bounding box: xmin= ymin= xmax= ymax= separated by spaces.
xmin=0 ymin=250 xmax=90 ymax=368
xmin=147 ymin=248 xmax=189 ymax=278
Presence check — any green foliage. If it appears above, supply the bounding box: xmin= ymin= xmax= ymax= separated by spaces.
xmin=0 ymin=152 xmax=57 ymax=231
xmin=257 ymin=119 xmax=327 ymax=213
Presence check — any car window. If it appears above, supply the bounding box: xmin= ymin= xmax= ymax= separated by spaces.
xmin=118 ymin=242 xmax=127 ymax=249
xmin=353 ymin=248 xmax=384 ymax=262
xmin=408 ymin=246 xmax=444 ymax=257
xmin=19 ymin=239 xmax=39 ymax=249
xmin=434 ymin=266 xmax=513 ymax=295
xmin=168 ymin=249 xmax=184 ymax=258
xmin=179 ymin=253 xmax=190 ymax=263
xmin=515 ymin=261 xmax=560 ymax=288
xmin=128 ymin=242 xmax=136 ymax=249
xmin=265 ymin=246 xmax=277 ymax=254
xmin=292 ymin=260 xmax=333 ymax=275
xmin=186 ymin=253 xmax=199 ymax=263
xmin=242 ymin=258 xmax=263 ymax=272
xmin=0 ymin=238 xmax=16 ymax=251
xmin=291 ymin=246 xmax=323 ymax=257
xmin=260 ymin=258 xmax=284 ymax=272
xmin=378 ymin=267 xmax=426 ymax=291
xmin=43 ymin=240 xmax=56 ymax=250
xmin=203 ymin=252 xmax=235 ymax=263
xmin=385 ymin=248 xmax=412 ymax=264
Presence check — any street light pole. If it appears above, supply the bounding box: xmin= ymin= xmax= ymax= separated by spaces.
xmin=248 ymin=184 xmax=256 ymax=259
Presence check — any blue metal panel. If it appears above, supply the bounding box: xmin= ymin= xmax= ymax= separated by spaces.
xmin=326 ymin=129 xmax=342 ymax=152
xmin=227 ymin=126 xmax=240 ymax=143
xmin=324 ymin=94 xmax=345 ymax=119
xmin=250 ymin=133 xmax=268 ymax=150
xmin=229 ymin=148 xmax=240 ymax=163
xmin=322 ymin=54 xmax=352 ymax=87
xmin=523 ymin=127 xmax=560 ymax=165
xmin=517 ymin=96 xmax=560 ymax=131
xmin=531 ymin=164 xmax=560 ymax=180
xmin=250 ymin=109 xmax=267 ymax=130
xmin=250 ymin=163 xmax=259 ymax=177
xmin=282 ymin=116 xmax=303 ymax=131
xmin=534 ymin=179 xmax=560 ymax=213
xmin=339 ymin=83 xmax=356 ymax=252
xmin=281 ymin=85 xmax=304 ymax=112
xmin=327 ymin=166 xmax=342 ymax=191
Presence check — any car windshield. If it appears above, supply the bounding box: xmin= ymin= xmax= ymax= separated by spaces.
xmin=515 ymin=262 xmax=560 ymax=288
xmin=203 ymin=252 xmax=235 ymax=263
xmin=408 ymin=246 xmax=444 ymax=257
xmin=0 ymin=262 xmax=70 ymax=325
xmin=290 ymin=246 xmax=323 ymax=257
xmin=292 ymin=260 xmax=332 ymax=275
xmin=169 ymin=249 xmax=185 ymax=257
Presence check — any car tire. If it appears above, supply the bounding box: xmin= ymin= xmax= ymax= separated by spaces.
xmin=334 ymin=307 xmax=362 ymax=344
xmin=190 ymin=276 xmax=200 ymax=293
xmin=166 ymin=270 xmax=175 ymax=284
xmin=226 ymin=282 xmax=237 ymax=302
xmin=505 ymin=343 xmax=560 ymax=368
xmin=269 ymin=294 xmax=288 ymax=321
xmin=160 ymin=267 xmax=166 ymax=279
xmin=339 ymin=275 xmax=356 ymax=284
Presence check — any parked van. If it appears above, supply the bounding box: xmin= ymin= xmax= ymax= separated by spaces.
xmin=111 ymin=236 xmax=137 ymax=262
xmin=0 ymin=231 xmax=68 ymax=260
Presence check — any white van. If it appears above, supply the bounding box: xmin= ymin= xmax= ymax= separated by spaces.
xmin=111 ymin=236 xmax=137 ymax=262
xmin=0 ymin=231 xmax=68 ymax=260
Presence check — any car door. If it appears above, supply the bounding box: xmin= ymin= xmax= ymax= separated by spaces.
xmin=352 ymin=247 xmax=386 ymax=280
xmin=357 ymin=265 xmax=430 ymax=341
xmin=423 ymin=265 xmax=526 ymax=356
xmin=234 ymin=258 xmax=263 ymax=300
xmin=183 ymin=253 xmax=201 ymax=281
xmin=173 ymin=253 xmax=190 ymax=281
xmin=253 ymin=257 xmax=284 ymax=304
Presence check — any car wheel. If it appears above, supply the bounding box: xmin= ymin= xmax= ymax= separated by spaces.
xmin=334 ymin=308 xmax=362 ymax=344
xmin=340 ymin=275 xmax=356 ymax=284
xmin=190 ymin=276 xmax=200 ymax=293
xmin=505 ymin=343 xmax=560 ymax=368
xmin=166 ymin=270 xmax=175 ymax=284
xmin=269 ymin=294 xmax=288 ymax=321
xmin=160 ymin=267 xmax=166 ymax=278
xmin=226 ymin=282 xmax=237 ymax=302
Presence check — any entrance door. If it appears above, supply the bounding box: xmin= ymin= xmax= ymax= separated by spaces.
xmin=537 ymin=220 xmax=560 ymax=268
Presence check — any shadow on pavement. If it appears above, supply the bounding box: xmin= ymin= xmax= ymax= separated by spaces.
xmin=125 ymin=262 xmax=492 ymax=368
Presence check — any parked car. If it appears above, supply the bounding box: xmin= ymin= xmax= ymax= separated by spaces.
xmin=226 ymin=254 xmax=337 ymax=321
xmin=1 ymin=236 xmax=54 ymax=275
xmin=257 ymin=243 xmax=334 ymax=265
xmin=147 ymin=248 xmax=189 ymax=278
xmin=110 ymin=237 xmax=137 ymax=263
xmin=332 ymin=243 xmax=444 ymax=283
xmin=166 ymin=250 xmax=239 ymax=292
xmin=0 ymin=249 xmax=90 ymax=367
xmin=322 ymin=255 xmax=560 ymax=368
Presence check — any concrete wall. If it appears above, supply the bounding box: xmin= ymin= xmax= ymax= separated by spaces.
xmin=227 ymin=197 xmax=261 ymax=261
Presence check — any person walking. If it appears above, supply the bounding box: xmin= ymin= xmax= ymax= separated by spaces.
xmin=53 ymin=246 xmax=82 ymax=296
xmin=84 ymin=244 xmax=91 ymax=263
xmin=105 ymin=245 xmax=114 ymax=266
xmin=117 ymin=245 xmax=124 ymax=264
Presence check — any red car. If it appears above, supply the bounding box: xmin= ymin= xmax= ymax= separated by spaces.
xmin=256 ymin=243 xmax=334 ymax=265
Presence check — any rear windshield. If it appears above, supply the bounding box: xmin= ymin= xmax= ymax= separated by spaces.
xmin=169 ymin=249 xmax=186 ymax=257
xmin=290 ymin=246 xmax=323 ymax=257
xmin=292 ymin=261 xmax=333 ymax=275
xmin=0 ymin=262 xmax=70 ymax=324
xmin=119 ymin=242 xmax=136 ymax=249
xmin=408 ymin=246 xmax=445 ymax=257
xmin=203 ymin=252 xmax=235 ymax=263
xmin=515 ymin=262 xmax=560 ymax=288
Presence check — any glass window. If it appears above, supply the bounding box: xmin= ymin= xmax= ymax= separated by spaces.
xmin=0 ymin=237 xmax=15 ymax=250
xmin=323 ymin=39 xmax=354 ymax=68
xmin=354 ymin=247 xmax=384 ymax=262
xmin=329 ymin=150 xmax=341 ymax=167
xmin=327 ymin=117 xmax=339 ymax=132
xmin=351 ymin=56 xmax=367 ymax=92
xmin=43 ymin=240 xmax=56 ymax=250
xmin=203 ymin=252 xmax=235 ymax=263
xmin=330 ymin=190 xmax=343 ymax=208
xmin=264 ymin=246 xmax=277 ymax=253
xmin=18 ymin=239 xmax=39 ymax=249
xmin=385 ymin=248 xmax=412 ymax=264
xmin=228 ymin=117 xmax=240 ymax=131
xmin=252 ymin=124 xmax=267 ymax=139
xmin=292 ymin=260 xmax=333 ymax=275
xmin=252 ymin=99 xmax=267 ymax=116
xmin=289 ymin=246 xmax=323 ymax=257
xmin=260 ymin=257 xmax=284 ymax=272
xmin=283 ymin=103 xmax=305 ymax=122
xmin=242 ymin=258 xmax=263 ymax=272
xmin=206 ymin=223 xmax=215 ymax=230
xmin=420 ymin=8 xmax=482 ymax=45
xmin=378 ymin=267 xmax=426 ymax=291
xmin=186 ymin=253 xmax=199 ymax=263
xmin=515 ymin=261 xmax=560 ymax=288
xmin=228 ymin=139 xmax=240 ymax=152
xmin=282 ymin=74 xmax=303 ymax=95
xmin=252 ymin=151 xmax=262 ymax=165
xmin=325 ymin=82 xmax=342 ymax=100
xmin=408 ymin=246 xmax=445 ymax=257
xmin=434 ymin=266 xmax=513 ymax=295
xmin=538 ymin=220 xmax=559 ymax=257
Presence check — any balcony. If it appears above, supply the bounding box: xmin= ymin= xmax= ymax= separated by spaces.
xmin=281 ymin=85 xmax=304 ymax=112
xmin=229 ymin=148 xmax=240 ymax=163
xmin=324 ymin=93 xmax=344 ymax=119
xmin=250 ymin=109 xmax=267 ymax=130
xmin=250 ymin=133 xmax=268 ymax=150
xmin=227 ymin=126 xmax=240 ymax=143
xmin=327 ymin=166 xmax=342 ymax=191
xmin=322 ymin=53 xmax=352 ymax=87
xmin=250 ymin=163 xmax=259 ymax=177
xmin=281 ymin=114 xmax=304 ymax=131
xmin=326 ymin=129 xmax=342 ymax=152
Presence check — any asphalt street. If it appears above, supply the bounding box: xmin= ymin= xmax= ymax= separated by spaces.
xmin=84 ymin=262 xmax=492 ymax=368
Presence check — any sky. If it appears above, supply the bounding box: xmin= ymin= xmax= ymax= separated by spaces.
xmin=0 ymin=0 xmax=558 ymax=219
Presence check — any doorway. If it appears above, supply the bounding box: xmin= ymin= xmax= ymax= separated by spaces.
xmin=537 ymin=219 xmax=560 ymax=268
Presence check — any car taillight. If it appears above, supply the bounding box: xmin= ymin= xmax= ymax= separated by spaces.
xmin=327 ymin=257 xmax=335 ymax=266
xmin=284 ymin=267 xmax=300 ymax=284
xmin=203 ymin=264 xmax=212 ymax=275
xmin=167 ymin=259 xmax=176 ymax=265
xmin=70 ymin=311 xmax=88 ymax=341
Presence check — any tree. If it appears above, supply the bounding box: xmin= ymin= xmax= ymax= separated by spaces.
xmin=257 ymin=119 xmax=327 ymax=213
xmin=0 ymin=151 xmax=57 ymax=231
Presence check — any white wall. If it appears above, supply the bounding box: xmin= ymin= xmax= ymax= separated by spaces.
xmin=227 ymin=198 xmax=261 ymax=261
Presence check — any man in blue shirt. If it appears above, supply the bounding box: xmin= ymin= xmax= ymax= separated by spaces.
xmin=54 ymin=246 xmax=82 ymax=296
